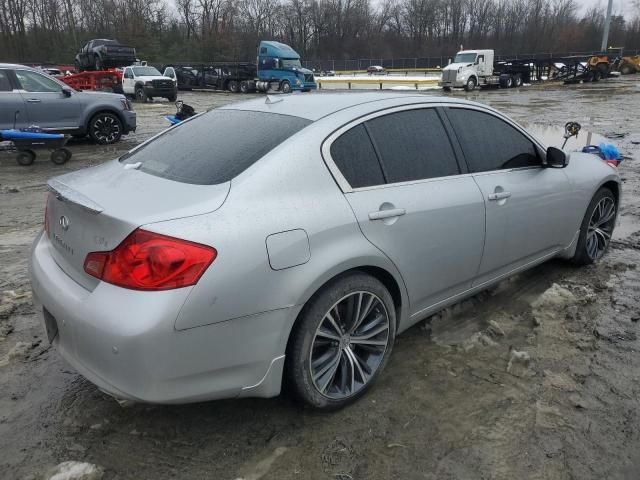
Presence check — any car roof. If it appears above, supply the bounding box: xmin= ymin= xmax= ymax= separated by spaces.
xmin=0 ymin=63 xmax=36 ymax=70
xmin=221 ymin=92 xmax=492 ymax=122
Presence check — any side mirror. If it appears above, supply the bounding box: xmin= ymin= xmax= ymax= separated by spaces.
xmin=62 ymin=87 xmax=73 ymax=97
xmin=546 ymin=146 xmax=568 ymax=168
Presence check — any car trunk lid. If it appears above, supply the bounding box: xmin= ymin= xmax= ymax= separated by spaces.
xmin=45 ymin=160 xmax=230 ymax=290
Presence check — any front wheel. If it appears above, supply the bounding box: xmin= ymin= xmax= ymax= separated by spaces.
xmin=286 ymin=272 xmax=396 ymax=410
xmin=135 ymin=87 xmax=148 ymax=102
xmin=167 ymin=92 xmax=177 ymax=102
xmin=280 ymin=80 xmax=292 ymax=93
xmin=572 ymin=188 xmax=617 ymax=265
xmin=88 ymin=112 xmax=123 ymax=144
xmin=442 ymin=86 xmax=452 ymax=92
xmin=464 ymin=77 xmax=476 ymax=91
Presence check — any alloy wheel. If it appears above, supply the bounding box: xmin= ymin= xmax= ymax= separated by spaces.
xmin=309 ymin=291 xmax=390 ymax=400
xmin=586 ymin=196 xmax=616 ymax=260
xmin=92 ymin=115 xmax=121 ymax=144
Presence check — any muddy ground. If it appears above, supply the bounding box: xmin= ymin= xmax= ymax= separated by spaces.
xmin=1 ymin=78 xmax=640 ymax=480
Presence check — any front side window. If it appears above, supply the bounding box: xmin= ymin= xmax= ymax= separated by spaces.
xmin=365 ymin=109 xmax=460 ymax=184
xmin=14 ymin=70 xmax=62 ymax=93
xmin=330 ymin=124 xmax=385 ymax=188
xmin=446 ymin=108 xmax=540 ymax=172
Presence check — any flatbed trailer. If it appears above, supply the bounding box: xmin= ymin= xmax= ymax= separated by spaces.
xmin=440 ymin=49 xmax=617 ymax=91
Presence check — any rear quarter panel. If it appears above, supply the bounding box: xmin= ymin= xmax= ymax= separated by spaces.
xmin=142 ymin=119 xmax=408 ymax=336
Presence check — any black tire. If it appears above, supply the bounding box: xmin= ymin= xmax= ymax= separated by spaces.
xmin=593 ymin=70 xmax=601 ymax=82
xmin=464 ymin=77 xmax=476 ymax=91
xmin=167 ymin=93 xmax=177 ymax=102
xmin=280 ymin=80 xmax=292 ymax=93
xmin=286 ymin=272 xmax=397 ymax=410
xmin=572 ymin=187 xmax=617 ymax=265
xmin=228 ymin=80 xmax=240 ymax=93
xmin=513 ymin=74 xmax=523 ymax=87
xmin=620 ymin=65 xmax=633 ymax=75
xmin=50 ymin=148 xmax=71 ymax=165
xmin=16 ymin=150 xmax=36 ymax=166
xmin=442 ymin=86 xmax=452 ymax=92
xmin=135 ymin=86 xmax=147 ymax=102
xmin=240 ymin=81 xmax=249 ymax=93
xmin=88 ymin=112 xmax=123 ymax=145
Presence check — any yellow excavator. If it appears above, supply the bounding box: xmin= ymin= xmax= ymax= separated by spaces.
xmin=616 ymin=55 xmax=640 ymax=75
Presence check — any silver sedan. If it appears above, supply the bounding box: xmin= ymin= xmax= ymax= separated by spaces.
xmin=30 ymin=93 xmax=620 ymax=409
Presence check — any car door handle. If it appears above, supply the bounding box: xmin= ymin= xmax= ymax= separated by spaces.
xmin=369 ymin=208 xmax=406 ymax=220
xmin=488 ymin=192 xmax=512 ymax=201
xmin=26 ymin=98 xmax=41 ymax=103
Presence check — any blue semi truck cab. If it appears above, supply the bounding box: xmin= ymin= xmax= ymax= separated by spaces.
xmin=251 ymin=41 xmax=316 ymax=93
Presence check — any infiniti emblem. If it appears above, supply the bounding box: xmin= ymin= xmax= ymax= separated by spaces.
xmin=59 ymin=215 xmax=70 ymax=231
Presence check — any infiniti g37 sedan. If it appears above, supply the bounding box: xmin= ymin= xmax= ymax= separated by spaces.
xmin=30 ymin=93 xmax=620 ymax=409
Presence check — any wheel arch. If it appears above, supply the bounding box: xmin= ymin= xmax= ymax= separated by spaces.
xmin=600 ymin=179 xmax=620 ymax=204
xmin=284 ymin=261 xmax=408 ymax=357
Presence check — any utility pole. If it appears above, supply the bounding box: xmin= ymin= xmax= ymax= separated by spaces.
xmin=601 ymin=0 xmax=614 ymax=52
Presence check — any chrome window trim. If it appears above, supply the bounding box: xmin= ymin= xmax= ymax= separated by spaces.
xmin=321 ymin=101 xmax=531 ymax=194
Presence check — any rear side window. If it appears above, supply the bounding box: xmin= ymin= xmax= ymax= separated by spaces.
xmin=120 ymin=110 xmax=310 ymax=185
xmin=330 ymin=124 xmax=385 ymax=188
xmin=365 ymin=109 xmax=460 ymax=183
xmin=0 ymin=70 xmax=11 ymax=91
xmin=446 ymin=108 xmax=539 ymax=172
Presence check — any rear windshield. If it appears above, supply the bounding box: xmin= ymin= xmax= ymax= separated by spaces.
xmin=120 ymin=109 xmax=311 ymax=185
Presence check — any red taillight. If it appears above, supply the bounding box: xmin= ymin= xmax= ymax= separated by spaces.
xmin=83 ymin=229 xmax=216 ymax=291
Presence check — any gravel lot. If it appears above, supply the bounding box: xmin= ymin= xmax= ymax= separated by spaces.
xmin=1 ymin=78 xmax=640 ymax=480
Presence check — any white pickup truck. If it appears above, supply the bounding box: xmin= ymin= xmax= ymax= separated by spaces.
xmin=122 ymin=65 xmax=178 ymax=102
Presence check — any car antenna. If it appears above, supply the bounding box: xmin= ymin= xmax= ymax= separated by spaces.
xmin=265 ymin=95 xmax=283 ymax=104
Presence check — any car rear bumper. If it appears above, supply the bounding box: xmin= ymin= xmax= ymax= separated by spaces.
xmin=30 ymin=231 xmax=294 ymax=404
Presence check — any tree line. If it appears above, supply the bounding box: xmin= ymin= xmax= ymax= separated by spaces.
xmin=1 ymin=0 xmax=639 ymax=65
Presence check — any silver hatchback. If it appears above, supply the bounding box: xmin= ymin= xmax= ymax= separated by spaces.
xmin=30 ymin=93 xmax=620 ymax=409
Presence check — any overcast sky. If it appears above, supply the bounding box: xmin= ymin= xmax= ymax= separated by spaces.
xmin=578 ymin=0 xmax=636 ymax=16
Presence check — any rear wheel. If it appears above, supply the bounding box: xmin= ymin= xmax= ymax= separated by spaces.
xmin=499 ymin=74 xmax=513 ymax=88
xmin=513 ymin=74 xmax=523 ymax=87
xmin=88 ymin=112 xmax=122 ymax=145
xmin=572 ymin=188 xmax=617 ymax=265
xmin=287 ymin=272 xmax=396 ymax=410
xmin=16 ymin=150 xmax=36 ymax=166
xmin=240 ymin=81 xmax=250 ymax=93
xmin=280 ymin=80 xmax=292 ymax=93
xmin=228 ymin=80 xmax=240 ymax=93
xmin=50 ymin=148 xmax=72 ymax=165
xmin=442 ymin=86 xmax=452 ymax=92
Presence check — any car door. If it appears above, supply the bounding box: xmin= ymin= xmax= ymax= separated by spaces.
xmin=323 ymin=106 xmax=486 ymax=318
xmin=14 ymin=69 xmax=80 ymax=130
xmin=0 ymin=69 xmax=29 ymax=130
xmin=444 ymin=106 xmax=576 ymax=285
xmin=122 ymin=67 xmax=135 ymax=93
